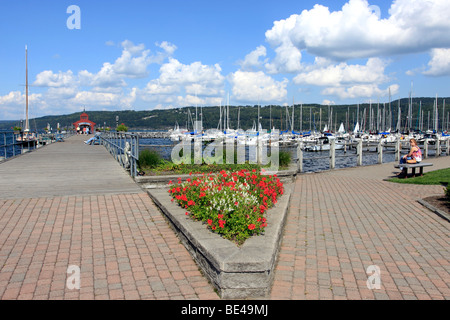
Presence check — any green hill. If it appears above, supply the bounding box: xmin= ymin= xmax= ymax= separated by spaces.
xmin=1 ymin=97 xmax=449 ymax=132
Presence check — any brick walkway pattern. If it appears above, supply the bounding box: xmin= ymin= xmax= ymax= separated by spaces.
xmin=269 ymin=168 xmax=449 ymax=300
xmin=0 ymin=193 xmax=219 ymax=300
xmin=0 ymin=134 xmax=448 ymax=300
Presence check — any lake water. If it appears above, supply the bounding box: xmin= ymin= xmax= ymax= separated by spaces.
xmin=138 ymin=137 xmax=434 ymax=173
xmin=0 ymin=131 xmax=38 ymax=160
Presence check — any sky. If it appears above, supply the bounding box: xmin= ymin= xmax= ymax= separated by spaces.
xmin=1 ymin=0 xmax=450 ymax=120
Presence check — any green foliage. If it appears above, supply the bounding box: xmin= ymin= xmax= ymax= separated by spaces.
xmin=278 ymin=151 xmax=292 ymax=168
xmin=139 ymin=149 xmax=162 ymax=169
xmin=116 ymin=123 xmax=128 ymax=132
xmin=169 ymin=169 xmax=284 ymax=245
xmin=445 ymin=185 xmax=450 ymax=202
xmin=13 ymin=126 xmax=22 ymax=132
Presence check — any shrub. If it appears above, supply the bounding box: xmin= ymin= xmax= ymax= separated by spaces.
xmin=168 ymin=169 xmax=284 ymax=245
xmin=139 ymin=149 xmax=162 ymax=168
xmin=278 ymin=150 xmax=291 ymax=168
xmin=116 ymin=123 xmax=128 ymax=132
xmin=445 ymin=185 xmax=450 ymax=202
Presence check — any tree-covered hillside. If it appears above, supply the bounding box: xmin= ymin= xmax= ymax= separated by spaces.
xmin=1 ymin=97 xmax=449 ymax=132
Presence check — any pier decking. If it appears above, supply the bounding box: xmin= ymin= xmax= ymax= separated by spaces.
xmin=0 ymin=134 xmax=448 ymax=300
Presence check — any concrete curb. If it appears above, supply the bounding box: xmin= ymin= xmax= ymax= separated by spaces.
xmin=417 ymin=199 xmax=450 ymax=223
xmin=147 ymin=181 xmax=293 ymax=299
xmin=136 ymin=165 xmax=297 ymax=189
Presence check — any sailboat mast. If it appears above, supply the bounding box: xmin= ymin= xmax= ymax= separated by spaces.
xmin=291 ymin=97 xmax=294 ymax=132
xmin=25 ymin=45 xmax=29 ymax=133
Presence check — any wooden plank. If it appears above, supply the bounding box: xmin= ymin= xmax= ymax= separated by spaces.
xmin=0 ymin=134 xmax=142 ymax=199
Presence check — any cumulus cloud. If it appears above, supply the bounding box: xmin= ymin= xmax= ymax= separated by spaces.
xmin=322 ymin=84 xmax=399 ymax=100
xmin=293 ymin=58 xmax=389 ymax=87
xmin=265 ymin=0 xmax=450 ymax=62
xmin=229 ymin=70 xmax=288 ymax=103
xmin=158 ymin=58 xmax=224 ymax=87
xmin=239 ymin=46 xmax=268 ymax=71
xmin=137 ymin=57 xmax=225 ymax=106
xmin=34 ymin=70 xmax=76 ymax=88
xmin=423 ymin=48 xmax=450 ymax=76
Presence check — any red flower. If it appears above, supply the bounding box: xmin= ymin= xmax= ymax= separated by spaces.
xmin=208 ymin=219 xmax=213 ymax=225
xmin=248 ymin=224 xmax=255 ymax=230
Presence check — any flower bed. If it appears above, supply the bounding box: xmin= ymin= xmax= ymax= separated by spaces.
xmin=168 ymin=169 xmax=284 ymax=245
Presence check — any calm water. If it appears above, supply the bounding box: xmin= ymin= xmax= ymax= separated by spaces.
xmin=0 ymin=131 xmax=38 ymax=160
xmin=138 ymin=137 xmax=432 ymax=173
xmin=1 ymin=133 xmax=437 ymax=173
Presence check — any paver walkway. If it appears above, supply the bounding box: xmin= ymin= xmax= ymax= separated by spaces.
xmin=270 ymin=157 xmax=450 ymax=300
xmin=1 ymin=134 xmax=448 ymax=300
xmin=0 ymin=135 xmax=219 ymax=299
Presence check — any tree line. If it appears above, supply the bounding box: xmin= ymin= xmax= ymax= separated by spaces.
xmin=1 ymin=97 xmax=448 ymax=132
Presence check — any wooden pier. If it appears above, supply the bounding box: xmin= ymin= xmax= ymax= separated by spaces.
xmin=0 ymin=134 xmax=142 ymax=199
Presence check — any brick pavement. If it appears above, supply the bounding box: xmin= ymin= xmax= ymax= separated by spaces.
xmin=0 ymin=193 xmax=219 ymax=300
xmin=269 ymin=162 xmax=450 ymax=300
xmin=1 ymin=134 xmax=448 ymax=300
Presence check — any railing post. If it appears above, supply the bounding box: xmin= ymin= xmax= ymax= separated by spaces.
xmin=395 ymin=139 xmax=401 ymax=162
xmin=330 ymin=139 xmax=336 ymax=169
xmin=436 ymin=138 xmax=441 ymax=157
xmin=377 ymin=140 xmax=383 ymax=164
xmin=424 ymin=139 xmax=428 ymax=159
xmin=297 ymin=142 xmax=303 ymax=173
xmin=357 ymin=139 xmax=363 ymax=166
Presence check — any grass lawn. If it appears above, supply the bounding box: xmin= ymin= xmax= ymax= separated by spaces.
xmin=388 ymin=167 xmax=450 ymax=185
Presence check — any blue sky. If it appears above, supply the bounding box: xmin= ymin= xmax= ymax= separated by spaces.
xmin=1 ymin=0 xmax=450 ymax=120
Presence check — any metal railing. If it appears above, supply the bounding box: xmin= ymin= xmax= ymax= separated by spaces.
xmin=295 ymin=138 xmax=450 ymax=173
xmin=0 ymin=131 xmax=37 ymax=162
xmin=100 ymin=131 xmax=139 ymax=178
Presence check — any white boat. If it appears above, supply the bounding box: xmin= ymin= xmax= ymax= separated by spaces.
xmin=303 ymin=135 xmax=345 ymax=152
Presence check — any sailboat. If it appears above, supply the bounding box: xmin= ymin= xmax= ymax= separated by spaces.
xmin=17 ymin=45 xmax=37 ymax=143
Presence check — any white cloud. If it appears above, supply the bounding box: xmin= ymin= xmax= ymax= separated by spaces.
xmin=423 ymin=48 xmax=450 ymax=76
xmin=265 ymin=0 xmax=450 ymax=62
xmin=322 ymin=84 xmax=399 ymax=100
xmin=239 ymin=46 xmax=268 ymax=71
xmin=137 ymin=58 xmax=225 ymax=106
xmin=292 ymin=57 xmax=396 ymax=101
xmin=156 ymin=41 xmax=177 ymax=56
xmin=322 ymin=99 xmax=335 ymax=105
xmin=229 ymin=70 xmax=288 ymax=103
xmin=159 ymin=58 xmax=224 ymax=87
xmin=293 ymin=58 xmax=389 ymax=87
xmin=34 ymin=70 xmax=76 ymax=88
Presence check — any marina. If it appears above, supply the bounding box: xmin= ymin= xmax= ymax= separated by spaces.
xmin=1 ymin=0 xmax=450 ymax=304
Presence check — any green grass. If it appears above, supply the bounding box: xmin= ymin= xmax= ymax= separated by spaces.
xmin=138 ymin=149 xmax=293 ymax=175
xmin=388 ymin=168 xmax=450 ymax=185
xmin=143 ymin=161 xmax=262 ymax=175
